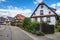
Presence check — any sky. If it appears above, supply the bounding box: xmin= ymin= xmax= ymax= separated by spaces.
xmin=0 ymin=0 xmax=60 ymax=17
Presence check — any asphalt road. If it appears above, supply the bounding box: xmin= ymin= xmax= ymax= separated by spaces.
xmin=1 ymin=25 xmax=60 ymax=40
xmin=0 ymin=25 xmax=33 ymax=40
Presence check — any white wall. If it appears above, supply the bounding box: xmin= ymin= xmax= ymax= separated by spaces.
xmin=48 ymin=17 xmax=56 ymax=25
xmin=43 ymin=17 xmax=47 ymax=22
xmin=42 ymin=17 xmax=56 ymax=25
xmin=31 ymin=16 xmax=56 ymax=25
xmin=37 ymin=18 xmax=40 ymax=22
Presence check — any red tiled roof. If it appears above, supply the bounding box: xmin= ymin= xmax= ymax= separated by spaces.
xmin=31 ymin=14 xmax=57 ymax=18
xmin=15 ymin=14 xmax=25 ymax=20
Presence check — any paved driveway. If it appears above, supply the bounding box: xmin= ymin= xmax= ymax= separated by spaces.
xmin=0 ymin=25 xmax=33 ymax=40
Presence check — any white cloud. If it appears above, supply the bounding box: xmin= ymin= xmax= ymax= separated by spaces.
xmin=37 ymin=0 xmax=43 ymax=3
xmin=33 ymin=0 xmax=43 ymax=5
xmin=57 ymin=3 xmax=60 ymax=6
xmin=7 ymin=5 xmax=20 ymax=10
xmin=56 ymin=9 xmax=60 ymax=14
xmin=50 ymin=2 xmax=60 ymax=15
xmin=50 ymin=4 xmax=56 ymax=8
xmin=50 ymin=2 xmax=60 ymax=8
xmin=34 ymin=1 xmax=38 ymax=5
xmin=0 ymin=0 xmax=6 ymax=2
xmin=0 ymin=5 xmax=32 ymax=17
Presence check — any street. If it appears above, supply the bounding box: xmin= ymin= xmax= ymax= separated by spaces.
xmin=1 ymin=25 xmax=60 ymax=40
xmin=0 ymin=25 xmax=33 ymax=40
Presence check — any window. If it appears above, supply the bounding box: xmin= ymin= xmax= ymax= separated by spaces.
xmin=40 ymin=10 xmax=43 ymax=15
xmin=47 ymin=17 xmax=50 ymax=23
xmin=41 ymin=5 xmax=43 ymax=8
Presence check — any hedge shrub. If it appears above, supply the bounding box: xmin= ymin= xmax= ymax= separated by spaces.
xmin=35 ymin=31 xmax=45 ymax=36
xmin=20 ymin=18 xmax=54 ymax=36
xmin=29 ymin=21 xmax=39 ymax=33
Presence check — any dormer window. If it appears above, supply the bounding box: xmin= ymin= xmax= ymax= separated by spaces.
xmin=40 ymin=10 xmax=43 ymax=15
xmin=41 ymin=5 xmax=43 ymax=8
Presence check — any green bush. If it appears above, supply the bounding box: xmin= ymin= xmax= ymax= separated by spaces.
xmin=21 ymin=17 xmax=31 ymax=32
xmin=57 ymin=27 xmax=60 ymax=32
xmin=29 ymin=21 xmax=39 ymax=32
xmin=21 ymin=18 xmax=39 ymax=33
xmin=55 ymin=26 xmax=60 ymax=32
xmin=40 ymin=21 xmax=48 ymax=26
xmin=22 ymin=17 xmax=31 ymax=28
xmin=54 ymin=26 xmax=60 ymax=32
xmin=19 ymin=20 xmax=23 ymax=26
xmin=21 ymin=17 xmax=54 ymax=35
xmin=55 ymin=18 xmax=60 ymax=32
xmin=23 ymin=21 xmax=39 ymax=32
xmin=35 ymin=31 xmax=45 ymax=36
xmin=54 ymin=28 xmax=59 ymax=32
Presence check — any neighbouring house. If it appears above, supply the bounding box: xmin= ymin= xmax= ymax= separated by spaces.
xmin=14 ymin=14 xmax=25 ymax=22
xmin=5 ymin=16 xmax=14 ymax=25
xmin=31 ymin=2 xmax=58 ymax=26
xmin=0 ymin=16 xmax=14 ymax=25
xmin=0 ymin=17 xmax=6 ymax=24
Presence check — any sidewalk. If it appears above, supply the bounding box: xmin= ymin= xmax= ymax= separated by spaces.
xmin=19 ymin=27 xmax=53 ymax=40
xmin=45 ymin=32 xmax=60 ymax=40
